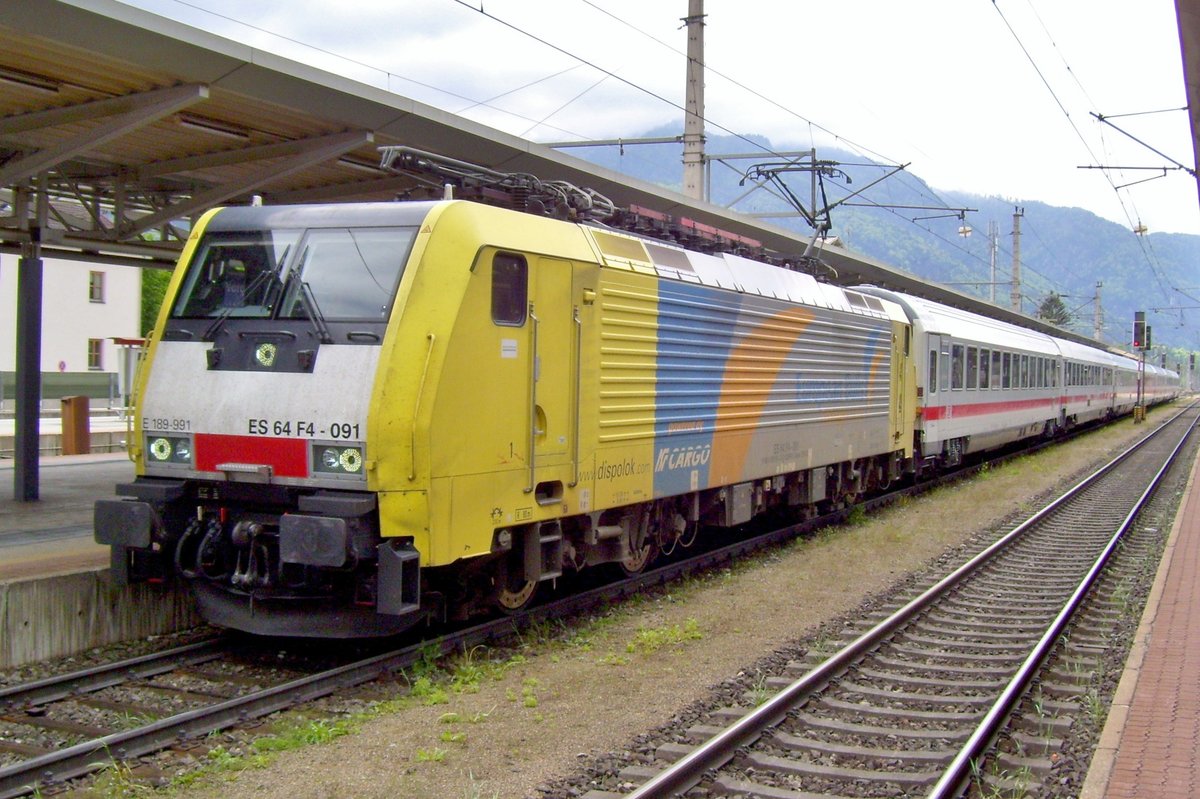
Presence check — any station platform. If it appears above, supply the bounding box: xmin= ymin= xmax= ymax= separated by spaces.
xmin=1083 ymin=448 xmax=1200 ymax=798
xmin=0 ymin=451 xmax=132 ymax=580
xmin=0 ymin=451 xmax=200 ymax=669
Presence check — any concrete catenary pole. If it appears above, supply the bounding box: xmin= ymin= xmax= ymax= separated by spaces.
xmin=682 ymin=0 xmax=705 ymax=200
xmin=1010 ymin=207 xmax=1024 ymax=312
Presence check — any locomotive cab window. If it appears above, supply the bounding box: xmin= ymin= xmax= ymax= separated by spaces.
xmin=171 ymin=226 xmax=415 ymax=322
xmin=491 ymin=252 xmax=528 ymax=326
xmin=279 ymin=227 xmax=413 ymax=321
xmin=172 ymin=230 xmax=302 ymax=318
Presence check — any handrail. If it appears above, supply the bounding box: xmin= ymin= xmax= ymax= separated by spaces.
xmin=409 ymin=333 xmax=435 ymax=481
xmin=526 ymin=306 xmax=539 ymax=494
xmin=569 ymin=306 xmax=581 ymax=488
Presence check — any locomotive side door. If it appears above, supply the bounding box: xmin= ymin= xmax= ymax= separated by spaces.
xmin=527 ymin=257 xmax=574 ymax=483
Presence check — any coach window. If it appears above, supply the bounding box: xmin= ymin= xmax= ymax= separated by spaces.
xmin=979 ymin=348 xmax=990 ymax=389
xmin=966 ymin=346 xmax=978 ymax=389
xmin=951 ymin=344 xmax=965 ymax=390
xmin=991 ymin=350 xmax=1002 ymax=389
xmin=1002 ymin=352 xmax=1011 ymax=388
xmin=1020 ymin=354 xmax=1029 ymax=388
xmin=491 ymin=252 xmax=528 ymax=326
xmin=928 ymin=349 xmax=938 ymax=393
xmin=1037 ymin=358 xmax=1045 ymax=388
xmin=939 ymin=345 xmax=951 ymax=392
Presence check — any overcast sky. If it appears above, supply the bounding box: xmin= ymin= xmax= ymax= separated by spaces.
xmin=118 ymin=0 xmax=1198 ymax=236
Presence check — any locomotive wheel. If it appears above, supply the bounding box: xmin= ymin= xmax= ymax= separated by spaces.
xmin=496 ymin=579 xmax=538 ymax=614
xmin=619 ymin=540 xmax=656 ymax=576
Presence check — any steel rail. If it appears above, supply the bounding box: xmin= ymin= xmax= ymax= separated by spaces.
xmin=0 ymin=638 xmax=224 ymax=711
xmin=927 ymin=406 xmax=1200 ymax=798
xmin=625 ymin=401 xmax=1197 ymax=799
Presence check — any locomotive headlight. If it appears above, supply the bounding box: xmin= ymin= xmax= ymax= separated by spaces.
xmin=321 ymin=447 xmax=341 ymax=470
xmin=149 ymin=437 xmax=172 ymax=461
xmin=146 ymin=434 xmax=194 ymax=465
xmin=339 ymin=447 xmax=363 ymax=473
xmin=312 ymin=443 xmax=365 ymax=478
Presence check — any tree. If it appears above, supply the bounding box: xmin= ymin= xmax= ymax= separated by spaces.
xmin=1037 ymin=292 xmax=1072 ymax=326
xmin=141 ymin=268 xmax=172 ymax=335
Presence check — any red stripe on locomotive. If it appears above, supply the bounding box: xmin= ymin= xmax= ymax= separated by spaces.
xmin=194 ymin=433 xmax=309 ymax=478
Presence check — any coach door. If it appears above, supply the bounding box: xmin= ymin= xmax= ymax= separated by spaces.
xmin=524 ymin=257 xmax=577 ymax=500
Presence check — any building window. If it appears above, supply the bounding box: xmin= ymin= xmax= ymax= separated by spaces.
xmin=89 ymin=271 xmax=106 ymax=303
xmin=88 ymin=338 xmax=103 ymax=370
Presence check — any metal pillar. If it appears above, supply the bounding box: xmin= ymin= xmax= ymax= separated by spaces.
xmin=14 ymin=227 xmax=43 ymax=500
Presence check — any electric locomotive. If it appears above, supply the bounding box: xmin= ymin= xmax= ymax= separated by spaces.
xmin=96 ymin=199 xmax=916 ymax=637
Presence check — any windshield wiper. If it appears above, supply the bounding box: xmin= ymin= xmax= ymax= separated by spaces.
xmin=200 ymin=252 xmax=290 ymax=342
xmin=201 ymin=307 xmax=233 ymax=342
xmin=283 ymin=252 xmax=333 ymax=344
xmin=295 ymin=279 xmax=334 ymax=344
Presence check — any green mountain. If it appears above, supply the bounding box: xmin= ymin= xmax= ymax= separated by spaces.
xmin=568 ymin=128 xmax=1200 ymax=355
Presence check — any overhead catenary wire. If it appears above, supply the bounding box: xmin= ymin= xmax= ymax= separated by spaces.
xmin=992 ymin=0 xmax=1183 ymax=313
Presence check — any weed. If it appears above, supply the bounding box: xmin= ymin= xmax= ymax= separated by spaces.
xmin=747 ymin=673 xmax=773 ymax=706
xmin=515 ymin=617 xmax=559 ymax=649
xmin=90 ymin=757 xmax=154 ymax=798
xmin=462 ymin=775 xmax=500 ymax=799
xmin=467 ymin=707 xmax=495 ymax=724
xmin=1111 ymin=579 xmax=1133 ymax=616
xmin=439 ymin=712 xmax=462 ymax=724
xmin=521 ymin=677 xmax=539 ymax=708
xmin=440 ymin=730 xmax=468 ymax=744
xmin=255 ymin=718 xmax=355 ymax=752
xmin=411 ymin=675 xmax=450 ymax=705
xmin=410 ymin=643 xmax=442 ymax=681
xmin=597 ymin=652 xmax=631 ymax=666
xmin=415 ymin=747 xmax=447 ymax=763
xmin=626 ymin=618 xmax=703 ymax=654
xmin=1082 ymin=687 xmax=1107 ymax=728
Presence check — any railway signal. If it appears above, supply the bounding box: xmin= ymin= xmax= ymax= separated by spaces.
xmin=1132 ymin=311 xmax=1146 ymax=350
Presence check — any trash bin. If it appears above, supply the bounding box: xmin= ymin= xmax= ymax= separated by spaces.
xmin=61 ymin=395 xmax=91 ymax=455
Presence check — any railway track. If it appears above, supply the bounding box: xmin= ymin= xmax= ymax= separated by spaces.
xmin=0 ymin=410 xmax=1186 ymax=798
xmin=582 ymin=402 xmax=1199 ymax=799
